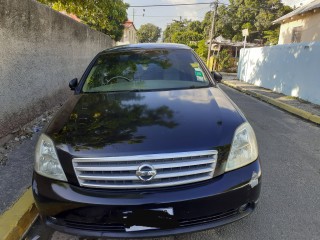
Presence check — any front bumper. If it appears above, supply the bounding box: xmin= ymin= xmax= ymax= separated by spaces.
xmin=32 ymin=160 xmax=261 ymax=238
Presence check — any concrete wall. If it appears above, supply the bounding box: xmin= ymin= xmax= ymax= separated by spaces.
xmin=237 ymin=42 xmax=320 ymax=105
xmin=0 ymin=0 xmax=114 ymax=138
xmin=278 ymin=11 xmax=320 ymax=44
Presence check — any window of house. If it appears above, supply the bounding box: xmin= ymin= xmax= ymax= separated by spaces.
xmin=291 ymin=26 xmax=302 ymax=43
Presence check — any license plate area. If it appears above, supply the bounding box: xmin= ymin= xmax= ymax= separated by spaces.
xmin=123 ymin=207 xmax=178 ymax=232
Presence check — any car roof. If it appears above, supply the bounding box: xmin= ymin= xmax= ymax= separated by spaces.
xmin=102 ymin=43 xmax=191 ymax=53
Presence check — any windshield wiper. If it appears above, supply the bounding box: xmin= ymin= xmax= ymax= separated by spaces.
xmin=185 ymin=85 xmax=208 ymax=89
xmin=106 ymin=89 xmax=142 ymax=93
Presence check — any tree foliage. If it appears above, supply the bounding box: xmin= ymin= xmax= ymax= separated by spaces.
xmin=216 ymin=49 xmax=232 ymax=71
xmin=163 ymin=0 xmax=292 ymax=46
xmin=263 ymin=27 xmax=280 ymax=45
xmin=193 ymin=40 xmax=208 ymax=60
xmin=137 ymin=23 xmax=161 ymax=43
xmin=163 ymin=19 xmax=204 ymax=44
xmin=171 ymin=31 xmax=202 ymax=45
xmin=37 ymin=0 xmax=128 ymax=41
xmin=214 ymin=0 xmax=292 ymax=43
xmin=163 ymin=20 xmax=207 ymax=60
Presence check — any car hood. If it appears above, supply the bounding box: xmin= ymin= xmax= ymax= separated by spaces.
xmin=46 ymin=88 xmax=245 ymax=157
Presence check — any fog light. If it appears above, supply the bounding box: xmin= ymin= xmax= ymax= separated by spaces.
xmin=48 ymin=216 xmax=58 ymax=223
xmin=249 ymin=171 xmax=259 ymax=188
xmin=239 ymin=203 xmax=249 ymax=213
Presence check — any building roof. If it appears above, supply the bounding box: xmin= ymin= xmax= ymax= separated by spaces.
xmin=123 ymin=20 xmax=137 ymax=31
xmin=207 ymin=36 xmax=260 ymax=48
xmin=273 ymin=0 xmax=320 ymax=23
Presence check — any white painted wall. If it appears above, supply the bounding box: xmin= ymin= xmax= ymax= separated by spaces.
xmin=237 ymin=42 xmax=320 ymax=104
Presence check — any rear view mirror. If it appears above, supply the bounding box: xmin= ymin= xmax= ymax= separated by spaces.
xmin=211 ymin=71 xmax=222 ymax=82
xmin=69 ymin=78 xmax=78 ymax=90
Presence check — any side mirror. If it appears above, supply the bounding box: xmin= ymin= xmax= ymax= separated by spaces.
xmin=211 ymin=71 xmax=223 ymax=82
xmin=69 ymin=78 xmax=78 ymax=90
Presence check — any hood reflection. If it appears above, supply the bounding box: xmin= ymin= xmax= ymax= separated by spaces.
xmin=159 ymin=89 xmax=212 ymax=104
xmin=52 ymin=92 xmax=178 ymax=151
xmin=46 ymin=88 xmax=244 ymax=156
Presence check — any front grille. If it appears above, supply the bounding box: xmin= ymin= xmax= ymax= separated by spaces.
xmin=73 ymin=150 xmax=218 ymax=189
xmin=52 ymin=208 xmax=238 ymax=232
xmin=179 ymin=208 xmax=238 ymax=227
xmin=61 ymin=220 xmax=125 ymax=232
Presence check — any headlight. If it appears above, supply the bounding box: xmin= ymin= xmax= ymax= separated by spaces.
xmin=225 ymin=122 xmax=258 ymax=172
xmin=34 ymin=134 xmax=67 ymax=181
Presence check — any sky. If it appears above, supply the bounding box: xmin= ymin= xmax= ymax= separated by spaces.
xmin=124 ymin=0 xmax=313 ymax=31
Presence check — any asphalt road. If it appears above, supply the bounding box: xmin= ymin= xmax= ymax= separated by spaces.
xmin=24 ymin=84 xmax=320 ymax=240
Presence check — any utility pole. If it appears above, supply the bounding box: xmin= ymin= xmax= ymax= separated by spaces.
xmin=244 ymin=35 xmax=247 ymax=48
xmin=206 ymin=0 xmax=218 ymax=70
xmin=132 ymin=8 xmax=135 ymax=22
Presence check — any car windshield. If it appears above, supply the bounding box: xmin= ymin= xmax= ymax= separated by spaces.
xmin=82 ymin=49 xmax=210 ymax=92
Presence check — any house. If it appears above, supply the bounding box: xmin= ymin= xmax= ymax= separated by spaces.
xmin=116 ymin=20 xmax=138 ymax=45
xmin=273 ymin=0 xmax=320 ymax=44
xmin=207 ymin=36 xmax=260 ymax=71
xmin=209 ymin=36 xmax=260 ymax=58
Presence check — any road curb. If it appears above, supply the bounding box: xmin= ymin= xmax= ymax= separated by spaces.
xmin=0 ymin=188 xmax=37 ymax=240
xmin=222 ymin=81 xmax=320 ymax=125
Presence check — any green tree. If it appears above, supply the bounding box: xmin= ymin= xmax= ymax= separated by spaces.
xmin=137 ymin=23 xmax=161 ymax=43
xmin=163 ymin=19 xmax=204 ymax=49
xmin=163 ymin=19 xmax=203 ymax=42
xmin=187 ymin=20 xmax=203 ymax=34
xmin=264 ymin=27 xmax=280 ymax=45
xmin=195 ymin=40 xmax=208 ymax=60
xmin=171 ymin=31 xmax=202 ymax=45
xmin=163 ymin=20 xmax=188 ymax=43
xmin=37 ymin=0 xmax=128 ymax=41
xmin=216 ymin=49 xmax=232 ymax=71
xmin=205 ymin=0 xmax=292 ymax=44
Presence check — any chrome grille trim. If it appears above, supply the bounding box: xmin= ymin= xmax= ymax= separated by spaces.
xmin=73 ymin=150 xmax=218 ymax=189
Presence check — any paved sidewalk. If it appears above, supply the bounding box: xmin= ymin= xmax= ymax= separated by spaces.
xmin=0 ymin=106 xmax=60 ymax=214
xmin=0 ymin=105 xmax=61 ymax=240
xmin=221 ymin=79 xmax=320 ymax=125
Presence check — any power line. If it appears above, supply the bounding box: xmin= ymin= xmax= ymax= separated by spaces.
xmin=130 ymin=2 xmax=285 ymax=11
xmin=218 ymin=2 xmax=286 ymax=11
xmin=134 ymin=14 xmax=205 ymax=19
xmin=130 ymin=2 xmax=279 ymax=21
xmin=129 ymin=2 xmax=212 ymax=8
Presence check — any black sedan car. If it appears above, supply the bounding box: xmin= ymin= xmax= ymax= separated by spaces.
xmin=32 ymin=43 xmax=261 ymax=238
